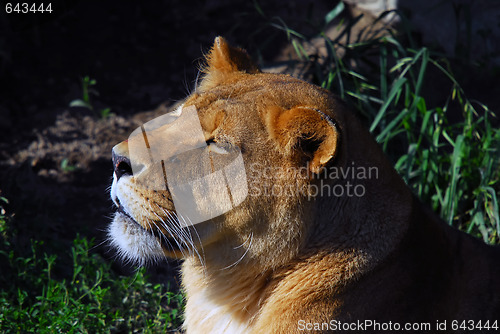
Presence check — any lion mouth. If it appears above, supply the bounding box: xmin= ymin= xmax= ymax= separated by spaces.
xmin=117 ymin=204 xmax=138 ymax=224
xmin=116 ymin=205 xmax=182 ymax=252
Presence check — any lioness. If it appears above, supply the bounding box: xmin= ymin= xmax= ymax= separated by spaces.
xmin=109 ymin=37 xmax=500 ymax=333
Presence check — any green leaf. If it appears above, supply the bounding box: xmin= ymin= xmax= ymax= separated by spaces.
xmin=370 ymin=77 xmax=407 ymax=132
xmin=69 ymin=99 xmax=92 ymax=110
xmin=324 ymin=2 xmax=345 ymax=26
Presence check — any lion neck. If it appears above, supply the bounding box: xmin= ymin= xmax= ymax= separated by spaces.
xmin=180 ymin=208 xmax=304 ymax=332
xmin=308 ymin=111 xmax=413 ymax=273
xmin=181 ymin=248 xmax=273 ymax=333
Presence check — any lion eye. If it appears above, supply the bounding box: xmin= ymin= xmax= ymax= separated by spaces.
xmin=207 ymin=139 xmax=230 ymax=155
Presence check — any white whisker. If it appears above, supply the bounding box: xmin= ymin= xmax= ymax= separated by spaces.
xmin=179 ymin=213 xmax=207 ymax=270
xmin=151 ymin=209 xmax=188 ymax=258
xmin=220 ymin=233 xmax=253 ymax=271
xmin=194 ymin=69 xmax=202 ymax=93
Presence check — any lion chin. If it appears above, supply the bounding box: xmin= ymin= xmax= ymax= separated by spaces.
xmin=108 ymin=37 xmax=500 ymax=333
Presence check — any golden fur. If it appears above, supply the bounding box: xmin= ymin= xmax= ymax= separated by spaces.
xmin=109 ymin=37 xmax=500 ymax=333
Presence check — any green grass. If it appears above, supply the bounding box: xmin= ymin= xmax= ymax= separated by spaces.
xmin=262 ymin=1 xmax=499 ymax=244
xmin=69 ymin=76 xmax=113 ymax=119
xmin=0 ymin=200 xmax=184 ymax=333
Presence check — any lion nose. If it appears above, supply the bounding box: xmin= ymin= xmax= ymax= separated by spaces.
xmin=112 ymin=148 xmax=133 ymax=181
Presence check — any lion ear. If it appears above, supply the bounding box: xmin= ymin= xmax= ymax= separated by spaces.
xmin=204 ymin=36 xmax=260 ymax=76
xmin=265 ymin=106 xmax=340 ymax=174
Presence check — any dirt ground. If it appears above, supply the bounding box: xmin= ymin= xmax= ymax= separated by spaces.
xmin=0 ymin=0 xmax=498 ymax=284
